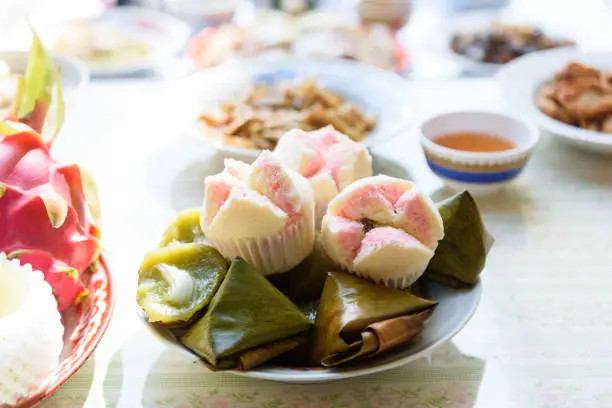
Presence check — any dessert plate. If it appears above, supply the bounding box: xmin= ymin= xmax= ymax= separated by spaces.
xmin=496 ymin=48 xmax=612 ymax=154
xmin=15 ymin=256 xmax=115 ymax=407
xmin=144 ymin=268 xmax=480 ymax=383
xmin=140 ymin=155 xmax=482 ymax=383
xmin=182 ymin=57 xmax=412 ymax=161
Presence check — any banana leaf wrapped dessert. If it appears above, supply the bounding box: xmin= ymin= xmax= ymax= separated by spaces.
xmin=310 ymin=272 xmax=436 ymax=367
xmin=181 ymin=258 xmax=313 ymax=370
xmin=424 ymin=191 xmax=493 ymax=288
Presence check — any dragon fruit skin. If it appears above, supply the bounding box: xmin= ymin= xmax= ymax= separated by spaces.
xmin=5 ymin=100 xmax=49 ymax=136
xmin=0 ymin=127 xmax=99 ymax=312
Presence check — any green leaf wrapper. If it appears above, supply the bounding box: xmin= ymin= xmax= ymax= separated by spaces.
xmin=425 ymin=191 xmax=494 ymax=288
xmin=310 ymin=271 xmax=437 ymax=367
xmin=181 ymin=258 xmax=314 ymax=370
xmin=268 ymin=233 xmax=338 ymax=304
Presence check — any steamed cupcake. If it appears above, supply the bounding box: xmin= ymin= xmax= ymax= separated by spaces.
xmin=201 ymin=151 xmax=315 ymax=275
xmin=273 ymin=126 xmax=372 ymax=226
xmin=321 ymin=175 xmax=444 ymax=289
xmin=0 ymin=253 xmax=64 ymax=405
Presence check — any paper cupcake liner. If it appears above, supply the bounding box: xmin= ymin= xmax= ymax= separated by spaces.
xmin=350 ymin=262 xmax=428 ymax=290
xmin=209 ymin=211 xmax=315 ymax=276
xmin=314 ymin=201 xmax=329 ymax=231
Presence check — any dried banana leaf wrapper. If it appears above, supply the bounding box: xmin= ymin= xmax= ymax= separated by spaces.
xmin=425 ymin=191 xmax=494 ymax=288
xmin=268 ymin=233 xmax=338 ymax=304
xmin=273 ymin=299 xmax=320 ymax=367
xmin=310 ymin=272 xmax=437 ymax=367
xmin=181 ymin=258 xmax=314 ymax=370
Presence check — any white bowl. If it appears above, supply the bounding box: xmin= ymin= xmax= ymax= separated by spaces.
xmin=182 ymin=57 xmax=412 ymax=162
xmin=0 ymin=50 xmax=89 ymax=107
xmin=496 ymin=48 xmax=612 ymax=154
xmin=420 ymin=111 xmax=539 ymax=194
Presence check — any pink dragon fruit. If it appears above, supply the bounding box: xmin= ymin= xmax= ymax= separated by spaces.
xmin=0 ymin=32 xmax=100 ymax=312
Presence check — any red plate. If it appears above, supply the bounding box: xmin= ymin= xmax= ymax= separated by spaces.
xmin=15 ymin=256 xmax=115 ymax=408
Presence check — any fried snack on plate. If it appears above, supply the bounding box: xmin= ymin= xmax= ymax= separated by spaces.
xmin=198 ymin=78 xmax=376 ymax=150
xmin=536 ymin=61 xmax=612 ymax=132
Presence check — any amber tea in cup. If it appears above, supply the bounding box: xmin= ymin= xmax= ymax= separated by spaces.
xmin=432 ymin=132 xmax=516 ymax=153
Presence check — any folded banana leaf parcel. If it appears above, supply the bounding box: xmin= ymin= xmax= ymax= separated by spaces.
xmin=309 ymin=271 xmax=437 ymax=367
xmin=424 ymin=190 xmax=494 ymax=288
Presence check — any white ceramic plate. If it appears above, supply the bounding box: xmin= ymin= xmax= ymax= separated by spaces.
xmin=140 ymin=154 xmax=482 ymax=383
xmin=182 ymin=57 xmax=413 ymax=161
xmin=144 ymin=275 xmax=481 ymax=383
xmin=496 ymin=48 xmax=612 ymax=154
xmin=48 ymin=7 xmax=190 ymax=77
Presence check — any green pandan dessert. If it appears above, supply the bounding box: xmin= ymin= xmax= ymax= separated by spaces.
xmin=160 ymin=207 xmax=207 ymax=247
xmin=137 ymin=243 xmax=227 ymax=326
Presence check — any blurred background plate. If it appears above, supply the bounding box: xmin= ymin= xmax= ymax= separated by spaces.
xmin=438 ymin=9 xmax=577 ymax=76
xmin=44 ymin=6 xmax=190 ymax=77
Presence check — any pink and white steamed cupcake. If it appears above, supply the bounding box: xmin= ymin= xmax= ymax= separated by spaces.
xmin=201 ymin=151 xmax=315 ymax=275
xmin=273 ymin=127 xmax=372 ymax=226
xmin=321 ymin=175 xmax=444 ymax=289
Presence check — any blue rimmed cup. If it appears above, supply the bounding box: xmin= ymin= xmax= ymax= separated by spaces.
xmin=420 ymin=111 xmax=540 ymax=193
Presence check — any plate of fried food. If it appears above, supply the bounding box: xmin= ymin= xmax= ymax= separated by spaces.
xmin=183 ymin=57 xmax=411 ymax=160
xmin=496 ymin=48 xmax=612 ymax=153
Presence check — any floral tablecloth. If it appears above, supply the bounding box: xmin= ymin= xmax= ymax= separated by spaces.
xmin=39 ymin=79 xmax=612 ymax=408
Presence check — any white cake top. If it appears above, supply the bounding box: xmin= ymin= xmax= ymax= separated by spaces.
xmin=201 ymin=151 xmax=314 ymax=240
xmin=321 ymin=175 xmax=444 ymax=286
xmin=273 ymin=127 xmax=372 ymax=206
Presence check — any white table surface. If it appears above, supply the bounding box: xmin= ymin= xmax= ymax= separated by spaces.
xmin=39 ymin=77 xmax=612 ymax=408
